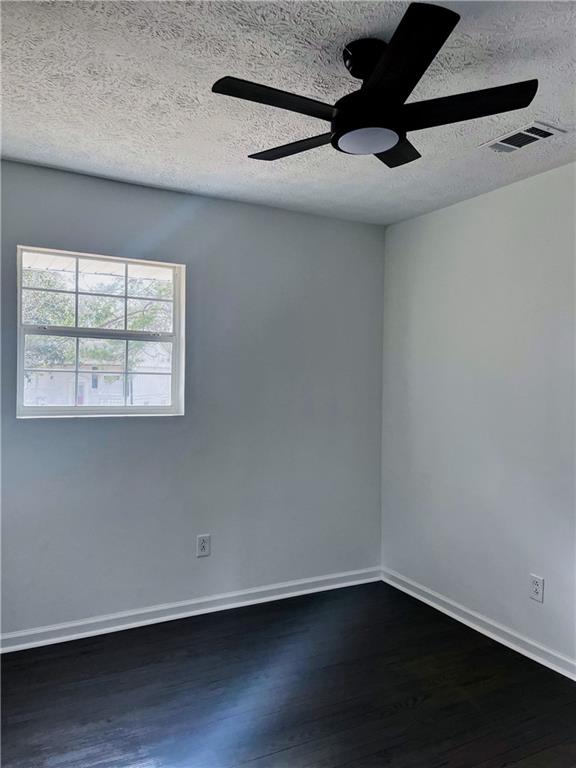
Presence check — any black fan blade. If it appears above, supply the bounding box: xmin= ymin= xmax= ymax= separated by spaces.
xmin=364 ymin=3 xmax=460 ymax=103
xmin=400 ymin=79 xmax=539 ymax=131
xmin=375 ymin=139 xmax=421 ymax=168
xmin=249 ymin=133 xmax=332 ymax=161
xmin=212 ymin=77 xmax=334 ymax=122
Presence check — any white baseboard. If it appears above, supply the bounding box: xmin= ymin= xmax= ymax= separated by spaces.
xmin=4 ymin=566 xmax=575 ymax=683
xmin=1 ymin=567 xmax=381 ymax=653
xmin=381 ymin=566 xmax=576 ymax=682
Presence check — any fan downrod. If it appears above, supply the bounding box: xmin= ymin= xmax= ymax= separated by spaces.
xmin=342 ymin=38 xmax=388 ymax=81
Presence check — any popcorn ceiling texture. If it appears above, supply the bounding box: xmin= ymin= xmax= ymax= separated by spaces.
xmin=2 ymin=1 xmax=575 ymax=224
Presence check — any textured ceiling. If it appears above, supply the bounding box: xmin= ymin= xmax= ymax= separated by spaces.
xmin=2 ymin=1 xmax=575 ymax=224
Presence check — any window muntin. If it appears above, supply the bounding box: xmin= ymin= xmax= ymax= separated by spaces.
xmin=17 ymin=247 xmax=185 ymax=417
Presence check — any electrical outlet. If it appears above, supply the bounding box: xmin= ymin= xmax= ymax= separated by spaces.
xmin=196 ymin=534 xmax=211 ymax=558
xmin=529 ymin=574 xmax=544 ymax=603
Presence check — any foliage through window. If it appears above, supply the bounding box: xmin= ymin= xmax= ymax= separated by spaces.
xmin=17 ymin=247 xmax=185 ymax=417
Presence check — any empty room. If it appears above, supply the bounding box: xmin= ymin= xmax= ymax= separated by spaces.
xmin=1 ymin=1 xmax=575 ymax=766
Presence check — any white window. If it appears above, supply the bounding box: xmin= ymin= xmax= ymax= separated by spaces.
xmin=17 ymin=246 xmax=185 ymax=418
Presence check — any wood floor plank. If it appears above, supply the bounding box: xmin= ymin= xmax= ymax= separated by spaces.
xmin=2 ymin=583 xmax=575 ymax=767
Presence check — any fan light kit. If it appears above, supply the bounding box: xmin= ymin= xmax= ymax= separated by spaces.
xmin=337 ymin=127 xmax=400 ymax=155
xmin=212 ymin=2 xmax=538 ymax=168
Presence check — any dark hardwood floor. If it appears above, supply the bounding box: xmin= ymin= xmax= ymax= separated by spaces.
xmin=2 ymin=583 xmax=576 ymax=768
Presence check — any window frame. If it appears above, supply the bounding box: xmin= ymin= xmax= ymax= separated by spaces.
xmin=16 ymin=245 xmax=186 ymax=418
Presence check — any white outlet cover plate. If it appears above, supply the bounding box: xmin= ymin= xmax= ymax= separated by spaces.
xmin=530 ymin=574 xmax=544 ymax=603
xmin=197 ymin=534 xmax=211 ymax=558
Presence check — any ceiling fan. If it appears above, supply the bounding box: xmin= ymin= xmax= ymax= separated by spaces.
xmin=212 ymin=2 xmax=538 ymax=168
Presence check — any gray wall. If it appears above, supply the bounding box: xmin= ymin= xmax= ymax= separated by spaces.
xmin=1 ymin=161 xmax=385 ymax=633
xmin=381 ymin=163 xmax=575 ymax=659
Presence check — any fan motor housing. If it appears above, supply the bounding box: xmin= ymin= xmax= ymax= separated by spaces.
xmin=331 ymin=91 xmax=401 ymax=155
xmin=342 ymin=38 xmax=388 ymax=81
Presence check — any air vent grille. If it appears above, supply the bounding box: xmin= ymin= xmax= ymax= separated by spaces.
xmin=525 ymin=126 xmax=554 ymax=139
xmin=500 ymin=132 xmax=540 ymax=148
xmin=482 ymin=121 xmax=567 ymax=153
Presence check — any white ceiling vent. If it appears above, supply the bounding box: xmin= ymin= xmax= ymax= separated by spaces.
xmin=482 ymin=121 xmax=567 ymax=153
